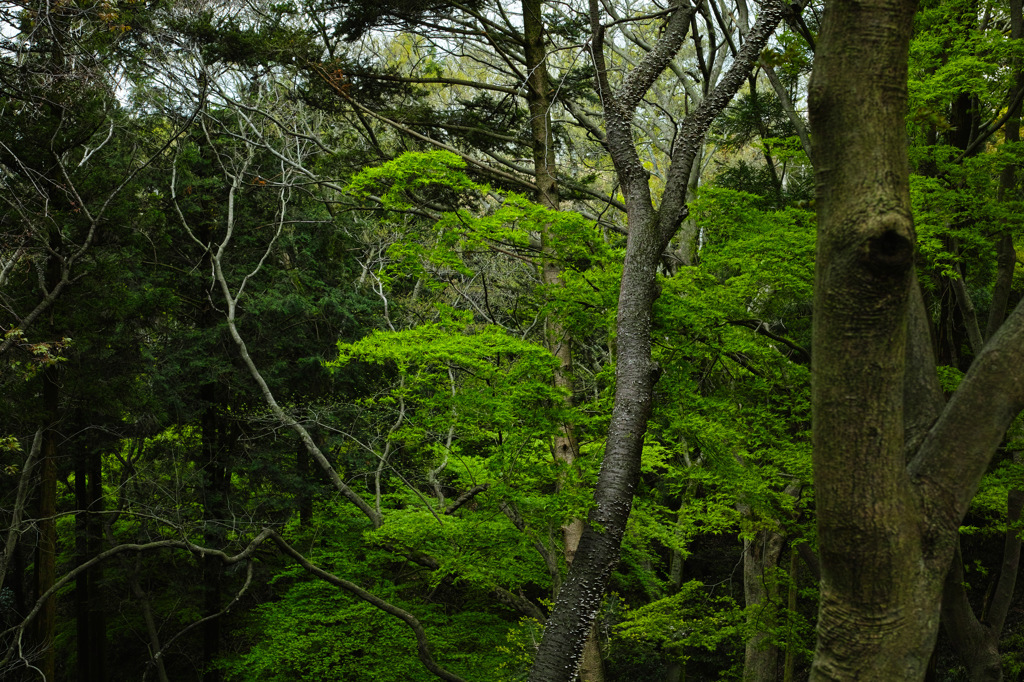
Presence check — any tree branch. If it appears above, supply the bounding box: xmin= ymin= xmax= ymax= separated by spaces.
xmin=658 ymin=0 xmax=785 ymax=243
xmin=267 ymin=531 xmax=470 ymax=682
xmin=909 ymin=299 xmax=1024 ymax=526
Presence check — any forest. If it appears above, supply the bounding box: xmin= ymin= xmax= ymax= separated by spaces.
xmin=0 ymin=0 xmax=1022 ymax=678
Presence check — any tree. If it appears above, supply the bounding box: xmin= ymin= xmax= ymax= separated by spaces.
xmin=808 ymin=0 xmax=1024 ymax=677
xmin=526 ymin=0 xmax=788 ymax=677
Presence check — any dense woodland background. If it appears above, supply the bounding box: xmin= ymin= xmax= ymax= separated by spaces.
xmin=0 ymin=0 xmax=1021 ymax=679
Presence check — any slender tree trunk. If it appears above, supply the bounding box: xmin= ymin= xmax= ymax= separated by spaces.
xmin=940 ymin=540 xmax=1008 ymax=682
xmin=783 ymin=549 xmax=799 ymax=682
xmin=528 ymin=2 xmax=784 ymax=677
xmin=89 ymin=446 xmax=106 ymax=678
xmin=522 ymin=1 xmax=605 ymax=678
xmin=743 ymin=526 xmax=785 ymax=682
xmin=32 ymin=246 xmax=63 ymax=680
xmin=939 ymin=454 xmax=1023 ymax=682
xmin=297 ymin=440 xmax=312 ymax=527
xmin=33 ymin=366 xmax=58 ymax=681
xmin=128 ymin=561 xmax=172 ymax=682
xmin=200 ymin=394 xmax=230 ymax=682
xmin=987 ymin=0 xmax=1021 ymax=341
xmin=75 ymin=444 xmax=106 ymax=682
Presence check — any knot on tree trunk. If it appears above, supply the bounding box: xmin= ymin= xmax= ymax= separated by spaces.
xmin=863 ymin=227 xmax=913 ymax=275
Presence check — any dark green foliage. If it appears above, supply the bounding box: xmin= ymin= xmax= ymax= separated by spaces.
xmin=329 ymin=0 xmax=485 ymax=41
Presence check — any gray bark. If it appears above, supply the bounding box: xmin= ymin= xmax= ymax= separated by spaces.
xmin=527 ymin=2 xmax=784 ymax=678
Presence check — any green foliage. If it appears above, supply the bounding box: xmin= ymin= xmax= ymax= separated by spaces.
xmin=328 ymin=306 xmax=563 ymax=453
xmin=222 ymin=579 xmax=510 ymax=681
xmin=4 ymin=0 xmax=1019 ymax=675
xmin=614 ymin=581 xmax=745 ymax=668
xmin=909 ymin=0 xmax=1024 ymax=129
xmin=220 ymin=502 xmax=515 ymax=681
xmin=347 ymin=151 xmax=484 ymax=209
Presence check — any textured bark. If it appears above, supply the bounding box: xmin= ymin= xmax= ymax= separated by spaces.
xmin=743 ymin=527 xmax=786 ymax=682
xmin=527 ymin=3 xmax=784 ymax=679
xmin=809 ymin=0 xmax=1024 ymax=676
xmin=809 ymin=0 xmax=937 ymax=675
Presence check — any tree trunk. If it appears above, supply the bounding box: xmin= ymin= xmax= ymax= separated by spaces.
xmin=940 ymin=479 xmax=1023 ymax=682
xmin=783 ymin=549 xmax=799 ymax=682
xmin=200 ymin=390 xmax=232 ymax=682
xmin=527 ymin=2 xmax=784 ymax=677
xmin=809 ymin=0 xmax=936 ymax=675
xmin=33 ymin=366 xmax=58 ymax=681
xmin=808 ymin=0 xmax=1024 ymax=676
xmin=128 ymin=561 xmax=172 ymax=682
xmin=522 ymin=1 xmax=606 ymax=679
xmin=743 ymin=527 xmax=785 ymax=682
xmin=75 ymin=444 xmax=106 ymax=682
xmin=987 ymin=0 xmax=1021 ymax=341
xmin=297 ymin=440 xmax=312 ymax=527
xmin=940 ymin=541 xmax=1005 ymax=682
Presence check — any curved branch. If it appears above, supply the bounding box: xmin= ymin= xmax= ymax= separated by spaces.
xmin=0 ymin=531 xmax=275 ymax=670
xmin=0 ymin=430 xmax=43 ymax=593
xmin=148 ymin=561 xmax=256 ymax=676
xmin=658 ymin=0 xmax=785 ymax=243
xmin=267 ymin=531 xmax=470 ymax=682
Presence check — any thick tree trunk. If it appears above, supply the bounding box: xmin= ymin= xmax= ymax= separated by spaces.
xmin=809 ymin=0 xmax=1024 ymax=676
xmin=809 ymin=0 xmax=934 ymax=675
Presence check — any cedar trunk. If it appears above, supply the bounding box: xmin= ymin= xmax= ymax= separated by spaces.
xmin=522 ymin=0 xmax=605 ymax=677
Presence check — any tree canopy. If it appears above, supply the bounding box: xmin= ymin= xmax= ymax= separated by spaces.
xmin=0 ymin=0 xmax=1022 ymax=680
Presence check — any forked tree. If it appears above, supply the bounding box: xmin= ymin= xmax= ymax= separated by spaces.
xmin=808 ymin=0 xmax=1024 ymax=677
